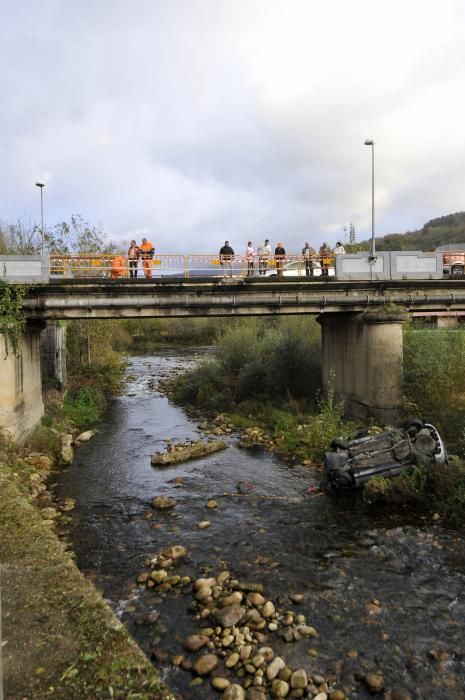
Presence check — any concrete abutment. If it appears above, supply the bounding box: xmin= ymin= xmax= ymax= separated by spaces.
xmin=319 ymin=310 xmax=407 ymax=424
xmin=0 ymin=322 xmax=45 ymax=440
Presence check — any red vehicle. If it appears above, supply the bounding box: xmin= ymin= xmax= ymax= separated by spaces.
xmin=436 ymin=244 xmax=465 ymax=277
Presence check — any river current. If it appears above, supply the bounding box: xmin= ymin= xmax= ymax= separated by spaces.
xmin=55 ymin=350 xmax=465 ymax=699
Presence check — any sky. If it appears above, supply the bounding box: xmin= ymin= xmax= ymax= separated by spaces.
xmin=1 ymin=0 xmax=465 ymax=253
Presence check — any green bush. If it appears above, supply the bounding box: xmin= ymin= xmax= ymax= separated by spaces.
xmin=403 ymin=327 xmax=465 ymax=437
xmin=62 ymin=387 xmax=106 ymax=428
xmin=170 ymin=360 xmax=233 ymax=413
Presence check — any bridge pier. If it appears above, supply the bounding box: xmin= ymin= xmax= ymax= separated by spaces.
xmin=319 ymin=310 xmax=407 ymax=424
xmin=0 ymin=321 xmax=45 ymax=440
xmin=40 ymin=322 xmax=67 ymax=389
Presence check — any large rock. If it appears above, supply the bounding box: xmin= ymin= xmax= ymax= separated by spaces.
xmin=60 ymin=433 xmax=73 ymax=464
xmin=151 ymin=440 xmax=226 ymax=466
xmin=193 ymin=654 xmax=218 ymax=675
xmin=75 ymin=429 xmax=96 ymax=442
xmin=214 ymin=605 xmax=246 ymax=628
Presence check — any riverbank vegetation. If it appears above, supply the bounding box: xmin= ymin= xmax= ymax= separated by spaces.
xmin=0 ymin=433 xmax=169 ymax=700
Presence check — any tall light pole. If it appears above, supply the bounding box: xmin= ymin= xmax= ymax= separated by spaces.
xmin=364 ymin=139 xmax=375 ymax=257
xmin=35 ymin=181 xmax=45 ymax=255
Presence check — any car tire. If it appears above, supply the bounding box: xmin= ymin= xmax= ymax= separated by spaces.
xmin=451 ymin=265 xmax=464 ymax=278
xmin=330 ymin=437 xmax=349 ymax=450
xmin=404 ymin=418 xmax=424 ymax=436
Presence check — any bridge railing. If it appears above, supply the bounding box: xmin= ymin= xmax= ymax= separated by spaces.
xmin=50 ymin=253 xmax=336 ymax=279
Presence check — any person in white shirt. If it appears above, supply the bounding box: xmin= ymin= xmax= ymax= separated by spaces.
xmin=246 ymin=241 xmax=254 ymax=276
xmin=333 ymin=241 xmax=346 ymax=255
xmin=260 ymin=239 xmax=272 ymax=275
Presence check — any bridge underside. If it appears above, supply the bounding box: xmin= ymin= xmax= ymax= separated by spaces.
xmin=1 ymin=278 xmax=463 ymax=439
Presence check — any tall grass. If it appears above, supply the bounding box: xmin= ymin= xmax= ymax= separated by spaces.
xmin=403 ymin=326 xmax=465 ymax=437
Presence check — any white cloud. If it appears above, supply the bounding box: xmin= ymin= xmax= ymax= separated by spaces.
xmin=1 ymin=0 xmax=464 ymax=252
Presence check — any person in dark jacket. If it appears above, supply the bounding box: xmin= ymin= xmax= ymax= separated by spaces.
xmin=127 ymin=239 xmax=140 ymax=278
xmin=219 ymin=241 xmax=234 ymax=276
xmin=275 ymin=242 xmax=286 ymax=277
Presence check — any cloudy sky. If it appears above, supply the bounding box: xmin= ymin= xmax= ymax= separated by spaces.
xmin=1 ymin=0 xmax=464 ymax=253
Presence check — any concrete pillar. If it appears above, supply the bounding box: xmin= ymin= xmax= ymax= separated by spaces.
xmin=40 ymin=323 xmax=67 ymax=389
xmin=0 ymin=321 xmax=45 ymax=440
xmin=435 ymin=316 xmax=459 ymax=329
xmin=319 ymin=310 xmax=407 ymax=424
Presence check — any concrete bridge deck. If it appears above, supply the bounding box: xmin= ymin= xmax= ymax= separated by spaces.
xmin=23 ymin=277 xmax=465 ymax=319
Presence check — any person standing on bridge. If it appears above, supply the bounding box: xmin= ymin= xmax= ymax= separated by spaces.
xmin=139 ymin=237 xmax=155 ymax=278
xmin=219 ymin=240 xmax=234 ymax=276
xmin=302 ymin=241 xmax=316 ymax=277
xmin=275 ymin=242 xmax=286 ymax=277
xmin=246 ymin=241 xmax=255 ymax=276
xmin=319 ymin=242 xmax=331 ymax=277
xmin=333 ymin=241 xmax=346 ymax=255
xmin=260 ymin=238 xmax=272 ymax=275
xmin=127 ymin=239 xmax=140 ymax=278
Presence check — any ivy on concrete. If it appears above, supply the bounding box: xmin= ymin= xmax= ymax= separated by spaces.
xmin=0 ymin=282 xmax=30 ymax=357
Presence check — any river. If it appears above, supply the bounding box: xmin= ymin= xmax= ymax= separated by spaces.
xmin=55 ymin=350 xmax=465 ymax=699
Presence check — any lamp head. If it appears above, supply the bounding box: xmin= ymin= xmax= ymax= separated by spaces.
xmin=35 ymin=180 xmax=45 ymax=188
xmin=364 ymin=139 xmax=374 ymax=146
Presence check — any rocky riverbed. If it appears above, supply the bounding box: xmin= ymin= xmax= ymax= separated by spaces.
xmin=53 ymin=350 xmax=465 ymax=699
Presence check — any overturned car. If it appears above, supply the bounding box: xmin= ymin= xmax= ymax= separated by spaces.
xmin=324 ymin=419 xmax=447 ymax=490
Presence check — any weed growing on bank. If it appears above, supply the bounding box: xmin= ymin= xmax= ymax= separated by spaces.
xmin=62 ymin=386 xmax=107 ymax=429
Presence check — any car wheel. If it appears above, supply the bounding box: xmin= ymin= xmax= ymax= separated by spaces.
xmin=451 ymin=265 xmax=464 ymax=277
xmin=330 ymin=437 xmax=349 ymax=450
xmin=404 ymin=418 xmax=424 ymax=436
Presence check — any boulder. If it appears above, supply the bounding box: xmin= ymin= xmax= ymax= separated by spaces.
xmin=151 ymin=440 xmax=226 ymax=466
xmin=75 ymin=429 xmax=96 ymax=442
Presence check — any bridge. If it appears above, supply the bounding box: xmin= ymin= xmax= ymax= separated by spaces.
xmin=2 ymin=262 xmax=465 ymax=440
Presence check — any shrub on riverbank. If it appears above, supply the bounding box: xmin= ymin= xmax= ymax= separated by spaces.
xmin=364 ymin=458 xmax=465 ymax=522
xmin=403 ymin=326 xmax=465 ymax=438
xmin=170 ymin=317 xmax=322 ymax=411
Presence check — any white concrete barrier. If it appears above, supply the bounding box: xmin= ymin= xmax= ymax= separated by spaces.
xmin=0 ymin=255 xmax=50 ymax=283
xmin=335 ymin=252 xmax=390 ymax=280
xmin=389 ymin=251 xmax=443 ymax=279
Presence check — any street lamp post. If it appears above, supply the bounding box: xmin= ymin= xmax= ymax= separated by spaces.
xmin=364 ymin=140 xmax=375 ymax=257
xmin=35 ymin=181 xmax=45 ymax=255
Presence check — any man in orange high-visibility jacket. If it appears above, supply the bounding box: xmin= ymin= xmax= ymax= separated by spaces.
xmin=111 ymin=255 xmax=127 ymax=279
xmin=139 ymin=238 xmax=155 ymax=278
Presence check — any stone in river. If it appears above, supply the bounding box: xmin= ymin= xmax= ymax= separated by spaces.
xmin=151 ymin=496 xmax=176 ymax=510
xmin=290 ymin=669 xmax=308 ymax=689
xmin=184 ymin=634 xmax=209 ymax=652
xmin=161 ymin=544 xmax=187 ymax=560
xmin=197 ymin=520 xmax=211 ymax=529
xmin=223 ymin=684 xmax=245 ymax=700
xmin=193 ymin=654 xmax=218 ymax=675
xmin=363 ymin=673 xmax=385 ymax=693
xmin=266 ymin=657 xmax=286 ymax=680
xmin=214 ymin=605 xmax=246 ymax=628
xmin=270 ymin=679 xmax=289 ymax=697
xmin=212 ymin=677 xmax=230 ymax=690
xmin=262 ymin=601 xmax=275 ymax=618
xmin=207 ymin=499 xmax=218 ymax=509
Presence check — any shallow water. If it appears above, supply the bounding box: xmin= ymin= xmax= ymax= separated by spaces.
xmin=55 ymin=350 xmax=465 ymax=699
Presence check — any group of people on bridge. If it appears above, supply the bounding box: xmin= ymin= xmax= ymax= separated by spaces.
xmin=219 ymin=239 xmax=345 ymax=277
xmin=110 ymin=237 xmax=346 ymax=279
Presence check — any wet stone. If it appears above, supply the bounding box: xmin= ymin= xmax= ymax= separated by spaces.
xmin=290 ymin=669 xmax=307 ymax=689
xmin=223 ymin=684 xmax=246 ymax=700
xmin=211 ymin=677 xmax=230 ymax=690
xmin=193 ymin=654 xmax=219 ymax=675
xmin=184 ymin=634 xmax=209 ymax=652
xmin=271 ymin=679 xmax=289 ymax=697
xmin=363 ymin=673 xmax=385 ymax=693
xmin=215 ymin=605 xmax=246 ymax=627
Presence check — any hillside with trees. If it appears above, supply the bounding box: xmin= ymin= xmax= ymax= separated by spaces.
xmin=363 ymin=211 xmax=465 ymax=251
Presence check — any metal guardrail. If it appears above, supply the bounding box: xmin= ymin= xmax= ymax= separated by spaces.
xmin=50 ymin=253 xmax=336 ymax=279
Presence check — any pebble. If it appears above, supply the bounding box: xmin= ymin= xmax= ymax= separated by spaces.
xmin=195 ymin=586 xmax=213 ymax=601
xmin=266 ymin=657 xmax=286 ymax=680
xmin=194 ymin=577 xmax=217 ymax=590
xmin=193 ymin=654 xmax=219 ymax=675
xmin=226 ymin=652 xmax=240 ymax=668
xmin=223 ymin=684 xmax=246 ymax=700
xmin=328 ymin=692 xmax=345 ymax=700
xmin=207 ymin=499 xmax=218 ymax=509
xmin=248 ymin=592 xmax=266 ymax=606
xmin=197 ymin=520 xmax=211 ymax=529
xmin=312 ymin=675 xmax=325 ymax=685
xmin=290 ymin=593 xmax=304 ymax=604
xmin=184 ymin=634 xmax=209 ymax=652
xmin=270 ymin=679 xmax=289 ymax=697
xmin=290 ymin=669 xmax=307 ymax=689
xmin=151 ymin=496 xmax=176 ymax=510
xmin=363 ymin=673 xmax=385 ymax=693
xmin=262 ymin=601 xmax=276 ymax=618
xmin=221 ymin=592 xmax=244 ymax=607
xmin=212 ymin=677 xmax=230 ymax=691
xmin=246 ymin=690 xmax=267 ymax=700
xmin=161 ymin=544 xmax=187 ymax=560
xmin=313 ymin=694 xmax=328 ymax=700
xmin=215 ymin=605 xmax=246 ymax=628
